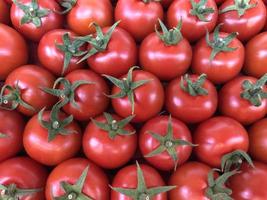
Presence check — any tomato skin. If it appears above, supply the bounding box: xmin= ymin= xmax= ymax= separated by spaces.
xmin=0 ymin=0 xmax=10 ymax=24
xmin=218 ymin=0 xmax=266 ymax=42
xmin=167 ymin=0 xmax=218 ymax=43
xmin=0 ymin=157 xmax=48 ymax=200
xmin=0 ymin=24 xmax=28 ymax=80
xmin=139 ymin=115 xmax=192 ymax=171
xmin=165 ymin=74 xmax=218 ymax=124
xmin=23 ymin=111 xmax=82 ymax=166
xmin=88 ymin=27 xmax=138 ymax=78
xmin=139 ymin=32 xmax=192 ymax=81
xmin=10 ymin=0 xmax=63 ymax=42
xmin=194 ymin=116 xmax=249 ymax=168
xmin=219 ymin=76 xmax=267 ymax=125
xmin=111 ymin=163 xmax=168 ymax=200
xmin=45 ymin=158 xmax=109 ymax=200
xmin=115 ymin=0 xmax=164 ymax=42
xmin=67 ymin=0 xmax=113 ymax=36
xmin=244 ymin=32 xmax=267 ymax=78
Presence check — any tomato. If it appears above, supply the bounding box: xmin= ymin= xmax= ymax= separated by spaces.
xmin=115 ymin=0 xmax=164 ymax=42
xmin=45 ymin=158 xmax=109 ymax=200
xmin=10 ymin=0 xmax=63 ymax=42
xmin=215 ymin=0 xmax=226 ymax=4
xmin=166 ymin=74 xmax=218 ymax=124
xmin=194 ymin=116 xmax=249 ymax=168
xmin=244 ymin=32 xmax=267 ymax=78
xmin=167 ymin=0 xmax=218 ymax=43
xmin=161 ymin=0 xmax=173 ymax=8
xmin=38 ymin=29 xmax=86 ymax=76
xmin=219 ymin=75 xmax=267 ymax=125
xmin=0 ymin=0 xmax=10 ymax=24
xmin=4 ymin=0 xmax=12 ymax=4
xmin=83 ymin=113 xmax=137 ymax=169
xmin=0 ymin=110 xmax=25 ymax=162
xmin=218 ymin=0 xmax=266 ymax=42
xmin=0 ymin=24 xmax=28 ymax=80
xmin=139 ymin=115 xmax=193 ymax=171
xmin=0 ymin=157 xmax=48 ymax=200
xmin=67 ymin=0 xmax=113 ymax=35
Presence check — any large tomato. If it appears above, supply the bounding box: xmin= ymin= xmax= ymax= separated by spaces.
xmin=0 ymin=24 xmax=28 ymax=80
xmin=45 ymin=158 xmax=109 ymax=200
xmin=0 ymin=0 xmax=10 ymax=24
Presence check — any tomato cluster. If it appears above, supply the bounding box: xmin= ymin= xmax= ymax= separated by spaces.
xmin=0 ymin=0 xmax=267 ymax=199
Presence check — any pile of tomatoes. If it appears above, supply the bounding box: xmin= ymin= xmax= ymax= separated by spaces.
xmin=0 ymin=0 xmax=267 ymax=199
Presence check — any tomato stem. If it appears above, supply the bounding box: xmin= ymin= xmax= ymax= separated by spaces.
xmin=180 ymin=74 xmax=208 ymax=96
xmin=219 ymin=0 xmax=257 ymax=17
xmin=189 ymin=0 xmax=214 ymax=22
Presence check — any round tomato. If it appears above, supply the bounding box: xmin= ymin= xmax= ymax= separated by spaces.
xmin=0 ymin=24 xmax=28 ymax=80
xmin=0 ymin=0 xmax=10 ymax=24
xmin=194 ymin=116 xmax=249 ymax=168
xmin=166 ymin=74 xmax=218 ymax=123
xmin=0 ymin=157 xmax=48 ymax=200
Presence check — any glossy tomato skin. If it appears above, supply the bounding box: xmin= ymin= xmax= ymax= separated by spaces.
xmin=139 ymin=115 xmax=193 ymax=171
xmin=115 ymin=0 xmax=164 ymax=42
xmin=10 ymin=0 xmax=63 ymax=42
xmin=5 ymin=65 xmax=57 ymax=116
xmin=0 ymin=0 xmax=10 ymax=24
xmin=88 ymin=27 xmax=137 ymax=78
xmin=139 ymin=32 xmax=192 ymax=81
xmin=244 ymin=32 xmax=267 ymax=78
xmin=111 ymin=163 xmax=168 ymax=200
xmin=166 ymin=74 xmax=218 ymax=124
xmin=167 ymin=0 xmax=218 ymax=43
xmin=111 ymin=70 xmax=164 ymax=123
xmin=0 ymin=110 xmax=25 ymax=162
xmin=67 ymin=0 xmax=113 ymax=35
xmin=194 ymin=116 xmax=249 ymax=168
xmin=218 ymin=0 xmax=266 ymax=42
xmin=38 ymin=29 xmax=86 ymax=76
xmin=228 ymin=162 xmax=267 ymax=200
xmin=46 ymin=158 xmax=109 ymax=200
xmin=0 ymin=157 xmax=48 ymax=200
xmin=192 ymin=32 xmax=244 ymax=84
xmin=169 ymin=162 xmax=212 ymax=200
xmin=219 ymin=76 xmax=267 ymax=125
xmin=0 ymin=24 xmax=28 ymax=80
xmin=23 ymin=111 xmax=82 ymax=166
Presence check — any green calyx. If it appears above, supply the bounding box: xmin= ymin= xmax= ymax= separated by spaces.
xmin=206 ymin=24 xmax=238 ymax=61
xmin=190 ymin=0 xmax=215 ymax=22
xmin=58 ymin=0 xmax=77 ymax=14
xmin=110 ymin=161 xmax=176 ymax=200
xmin=142 ymin=0 xmax=161 ymax=3
xmin=145 ymin=115 xmax=197 ymax=171
xmin=92 ymin=112 xmax=136 ymax=139
xmin=156 ymin=19 xmax=183 ymax=46
xmin=219 ymin=0 xmax=257 ymax=17
xmin=0 ymin=183 xmax=42 ymax=200
xmin=180 ymin=74 xmax=208 ymax=96
xmin=240 ymin=73 xmax=267 ymax=106
xmin=13 ymin=0 xmax=50 ymax=27
xmin=53 ymin=166 xmax=93 ymax=200
xmin=0 ymin=82 xmax=35 ymax=111
xmin=55 ymin=33 xmax=86 ymax=75
xmin=0 ymin=133 xmax=8 ymax=138
xmin=103 ymin=66 xmax=151 ymax=114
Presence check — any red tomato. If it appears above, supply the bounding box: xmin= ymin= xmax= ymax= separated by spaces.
xmin=0 ymin=24 xmax=28 ymax=80
xmin=67 ymin=0 xmax=113 ymax=35
xmin=194 ymin=116 xmax=249 ymax=168
xmin=167 ymin=0 xmax=218 ymax=43
xmin=0 ymin=157 xmax=48 ymax=200
xmin=166 ymin=74 xmax=218 ymax=123
xmin=115 ymin=0 xmax=164 ymax=42
xmin=218 ymin=0 xmax=266 ymax=42
xmin=10 ymin=0 xmax=63 ymax=42
xmin=4 ymin=0 xmax=12 ymax=4
xmin=0 ymin=0 xmax=10 ymax=24
xmin=45 ymin=158 xmax=109 ymax=200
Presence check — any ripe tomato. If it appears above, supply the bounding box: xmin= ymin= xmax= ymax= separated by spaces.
xmin=0 ymin=157 xmax=48 ymax=200
xmin=0 ymin=24 xmax=28 ymax=80
xmin=194 ymin=116 xmax=249 ymax=168
xmin=219 ymin=75 xmax=267 ymax=125
xmin=115 ymin=0 xmax=164 ymax=42
xmin=0 ymin=0 xmax=10 ymax=24
xmin=10 ymin=0 xmax=63 ymax=42
xmin=166 ymin=74 xmax=218 ymax=124
xmin=167 ymin=0 xmax=218 ymax=43
xmin=218 ymin=0 xmax=266 ymax=42
xmin=45 ymin=158 xmax=109 ymax=200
